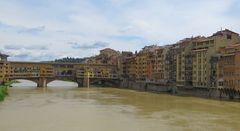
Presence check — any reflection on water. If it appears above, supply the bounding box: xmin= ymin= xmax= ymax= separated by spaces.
xmin=0 ymin=80 xmax=240 ymax=131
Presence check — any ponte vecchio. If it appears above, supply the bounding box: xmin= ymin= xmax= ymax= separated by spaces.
xmin=1 ymin=59 xmax=120 ymax=88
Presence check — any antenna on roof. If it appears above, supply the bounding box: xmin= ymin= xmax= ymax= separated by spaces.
xmin=221 ymin=27 xmax=223 ymax=31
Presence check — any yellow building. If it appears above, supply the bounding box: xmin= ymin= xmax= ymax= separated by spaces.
xmin=152 ymin=48 xmax=164 ymax=81
xmin=152 ymin=46 xmax=169 ymax=83
xmin=0 ymin=53 xmax=9 ymax=84
xmin=0 ymin=62 xmax=6 ymax=84
xmin=9 ymin=62 xmax=55 ymax=79
xmin=135 ymin=51 xmax=148 ymax=81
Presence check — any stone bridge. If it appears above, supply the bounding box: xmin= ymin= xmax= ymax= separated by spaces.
xmin=6 ymin=61 xmax=120 ymax=88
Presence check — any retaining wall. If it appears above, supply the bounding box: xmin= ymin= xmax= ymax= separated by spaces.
xmin=119 ymin=80 xmax=233 ymax=100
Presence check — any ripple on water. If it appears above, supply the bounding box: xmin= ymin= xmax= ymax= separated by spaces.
xmin=0 ymin=84 xmax=240 ymax=131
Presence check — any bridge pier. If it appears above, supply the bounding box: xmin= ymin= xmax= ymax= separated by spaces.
xmin=83 ymin=77 xmax=89 ymax=87
xmin=37 ymin=78 xmax=47 ymax=88
xmin=76 ymin=78 xmax=90 ymax=88
xmin=76 ymin=79 xmax=84 ymax=88
xmin=77 ymin=81 xmax=84 ymax=87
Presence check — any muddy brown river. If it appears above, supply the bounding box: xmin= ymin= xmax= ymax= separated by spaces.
xmin=0 ymin=80 xmax=240 ymax=131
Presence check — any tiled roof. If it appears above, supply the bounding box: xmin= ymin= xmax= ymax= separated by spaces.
xmin=212 ymin=29 xmax=239 ymax=37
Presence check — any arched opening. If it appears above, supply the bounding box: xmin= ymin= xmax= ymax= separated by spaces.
xmin=47 ymin=80 xmax=78 ymax=89
xmin=90 ymin=79 xmax=119 ymax=87
xmin=11 ymin=79 xmax=37 ymax=89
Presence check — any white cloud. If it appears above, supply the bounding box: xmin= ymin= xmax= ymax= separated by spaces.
xmin=0 ymin=0 xmax=239 ymax=61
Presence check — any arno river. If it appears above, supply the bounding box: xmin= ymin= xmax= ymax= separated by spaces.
xmin=0 ymin=80 xmax=240 ymax=131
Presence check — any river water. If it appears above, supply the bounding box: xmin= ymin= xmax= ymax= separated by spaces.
xmin=0 ymin=80 xmax=240 ymax=131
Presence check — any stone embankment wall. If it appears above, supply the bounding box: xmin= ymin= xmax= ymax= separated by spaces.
xmin=119 ymin=79 xmax=232 ymax=100
xmin=120 ymin=79 xmax=172 ymax=92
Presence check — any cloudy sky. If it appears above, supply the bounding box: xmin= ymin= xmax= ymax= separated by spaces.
xmin=0 ymin=0 xmax=240 ymax=61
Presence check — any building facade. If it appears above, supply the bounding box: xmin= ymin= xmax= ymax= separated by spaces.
xmin=165 ymin=44 xmax=179 ymax=84
xmin=2 ymin=29 xmax=240 ymax=91
xmin=0 ymin=53 xmax=9 ymax=84
xmin=219 ymin=43 xmax=240 ymax=91
xmin=135 ymin=45 xmax=159 ymax=81
xmin=176 ymin=38 xmax=193 ymax=86
xmin=191 ymin=29 xmax=240 ymax=88
xmin=152 ymin=46 xmax=169 ymax=83
xmin=127 ymin=56 xmax=136 ymax=80
xmin=119 ymin=51 xmax=134 ymax=78
xmin=87 ymin=48 xmax=120 ymax=65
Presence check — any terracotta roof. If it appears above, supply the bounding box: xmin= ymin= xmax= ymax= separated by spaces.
xmin=100 ymin=48 xmax=116 ymax=52
xmin=212 ymin=29 xmax=239 ymax=37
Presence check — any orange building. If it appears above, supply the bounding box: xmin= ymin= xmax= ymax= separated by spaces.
xmin=135 ymin=45 xmax=159 ymax=81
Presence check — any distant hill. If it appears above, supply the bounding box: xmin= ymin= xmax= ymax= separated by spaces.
xmin=54 ymin=57 xmax=89 ymax=63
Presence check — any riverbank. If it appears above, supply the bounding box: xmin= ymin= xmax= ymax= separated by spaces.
xmin=119 ymin=80 xmax=240 ymax=100
xmin=0 ymin=81 xmax=17 ymax=101
xmin=0 ymin=85 xmax=8 ymax=101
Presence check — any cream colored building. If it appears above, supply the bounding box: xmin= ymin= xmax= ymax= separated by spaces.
xmin=192 ymin=29 xmax=240 ymax=88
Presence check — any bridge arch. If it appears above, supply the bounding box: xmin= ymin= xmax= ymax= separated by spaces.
xmin=10 ymin=79 xmax=38 ymax=88
xmin=90 ymin=78 xmax=120 ymax=87
xmin=47 ymin=80 xmax=78 ymax=88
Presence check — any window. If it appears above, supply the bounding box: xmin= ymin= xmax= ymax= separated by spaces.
xmin=227 ymin=34 xmax=232 ymax=40
xmin=219 ymin=82 xmax=223 ymax=86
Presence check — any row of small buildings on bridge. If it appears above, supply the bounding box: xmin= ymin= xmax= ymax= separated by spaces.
xmin=0 ymin=53 xmax=9 ymax=83
xmin=118 ymin=29 xmax=240 ymax=91
xmin=0 ymin=54 xmax=119 ymax=85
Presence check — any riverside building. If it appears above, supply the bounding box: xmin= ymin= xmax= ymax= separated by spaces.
xmin=191 ymin=29 xmax=240 ymax=88
xmin=0 ymin=53 xmax=9 ymax=84
xmin=219 ymin=43 xmax=240 ymax=91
